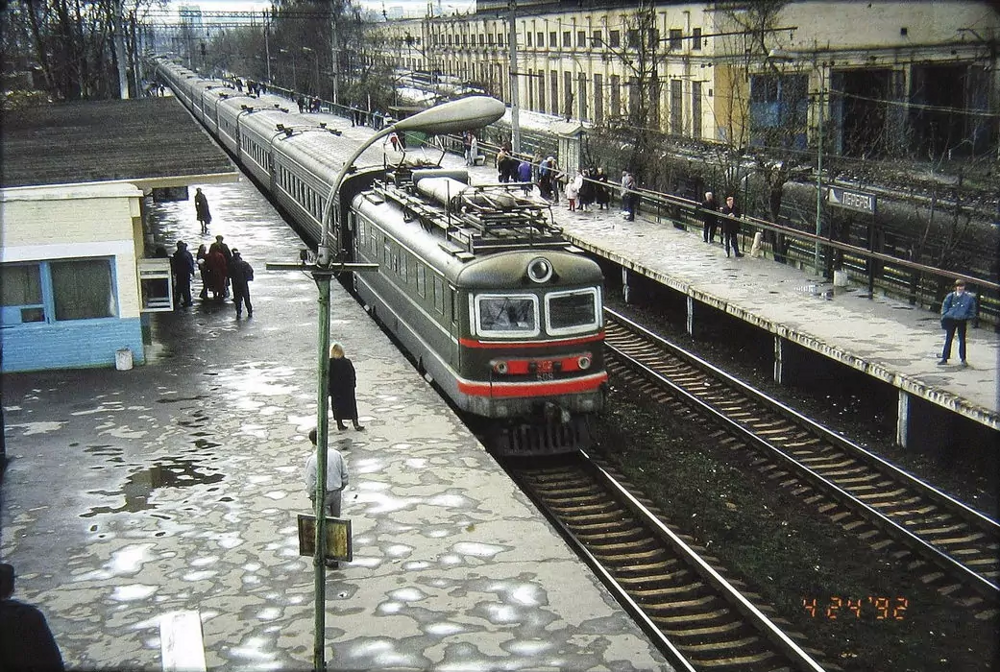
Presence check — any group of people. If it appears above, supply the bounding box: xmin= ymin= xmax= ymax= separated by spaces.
xmin=296 ymin=95 xmax=322 ymax=113
xmin=171 ymin=234 xmax=255 ymax=318
xmin=565 ymin=168 xmax=612 ymax=212
xmin=700 ymin=192 xmax=744 ymax=258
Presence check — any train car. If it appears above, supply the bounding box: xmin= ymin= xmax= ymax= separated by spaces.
xmin=151 ymin=56 xmax=607 ymax=454
xmin=348 ymin=168 xmax=607 ymax=453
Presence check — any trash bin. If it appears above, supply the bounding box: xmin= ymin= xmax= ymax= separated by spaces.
xmin=115 ymin=348 xmax=133 ymax=371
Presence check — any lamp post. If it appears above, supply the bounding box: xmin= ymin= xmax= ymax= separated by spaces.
xmin=280 ymin=47 xmax=297 ymax=91
xmin=271 ymin=95 xmax=504 ymax=672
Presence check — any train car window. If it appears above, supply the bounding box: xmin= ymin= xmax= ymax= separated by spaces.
xmin=391 ymin=247 xmax=399 ymax=275
xmin=450 ymin=289 xmax=458 ymax=325
xmin=545 ymin=287 xmax=601 ymax=336
xmin=433 ymin=276 xmax=444 ymax=314
xmin=416 ymin=264 xmax=426 ymax=297
xmin=383 ymin=242 xmax=391 ymax=266
xmin=475 ymin=294 xmax=539 ymax=337
xmin=400 ymin=254 xmax=407 ymax=283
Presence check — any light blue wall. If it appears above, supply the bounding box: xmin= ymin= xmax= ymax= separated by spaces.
xmin=1 ymin=318 xmax=145 ymax=373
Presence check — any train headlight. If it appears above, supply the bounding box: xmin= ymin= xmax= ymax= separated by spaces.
xmin=577 ymin=355 xmax=592 ymax=370
xmin=492 ymin=360 xmax=508 ymax=375
xmin=527 ymin=257 xmax=553 ymax=284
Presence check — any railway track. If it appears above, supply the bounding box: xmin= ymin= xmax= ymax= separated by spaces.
xmin=603 ymin=308 xmax=1000 ymax=604
xmin=505 ymin=454 xmax=830 ymax=672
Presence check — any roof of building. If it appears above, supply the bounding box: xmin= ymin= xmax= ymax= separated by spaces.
xmin=0 ymin=96 xmax=237 ymax=189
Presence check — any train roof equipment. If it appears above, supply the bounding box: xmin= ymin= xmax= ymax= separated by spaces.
xmin=367 ymin=166 xmax=580 ymax=261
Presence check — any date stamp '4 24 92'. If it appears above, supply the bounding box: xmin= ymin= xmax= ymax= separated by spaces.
xmin=803 ymin=596 xmax=909 ymax=620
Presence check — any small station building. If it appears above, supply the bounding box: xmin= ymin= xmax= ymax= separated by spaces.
xmin=1 ymin=96 xmax=236 ymax=373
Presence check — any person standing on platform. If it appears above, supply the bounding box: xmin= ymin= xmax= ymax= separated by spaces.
xmin=620 ymin=171 xmax=636 ymax=221
xmin=171 ymin=241 xmax=195 ymax=308
xmin=196 ymin=244 xmax=210 ymax=299
xmin=303 ymin=428 xmax=349 ymax=568
xmin=194 ymin=188 xmax=212 ymax=234
xmin=462 ymin=132 xmax=473 ymax=165
xmin=210 ymin=235 xmax=233 ymax=297
xmin=578 ymin=169 xmax=594 ymax=212
xmin=701 ymin=192 xmax=719 ymax=243
xmin=228 ymin=249 xmax=255 ymax=318
xmin=594 ymin=167 xmax=609 ymax=210
xmin=0 ymin=563 xmax=65 ymax=672
xmin=517 ymin=158 xmax=533 ymax=194
xmin=329 ymin=343 xmax=364 ymax=431
xmin=205 ymin=245 xmax=228 ymax=301
xmin=720 ymin=195 xmax=744 ymax=257
xmin=938 ymin=279 xmax=976 ymax=366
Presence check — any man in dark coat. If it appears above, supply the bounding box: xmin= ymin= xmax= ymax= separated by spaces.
xmin=720 ymin=195 xmax=744 ymax=257
xmin=0 ymin=563 xmax=64 ymax=672
xmin=194 ymin=188 xmax=211 ymax=234
xmin=228 ymin=249 xmax=255 ymax=318
xmin=171 ymin=241 xmax=195 ymax=308
xmin=701 ymin=192 xmax=719 ymax=243
xmin=329 ymin=343 xmax=364 ymax=431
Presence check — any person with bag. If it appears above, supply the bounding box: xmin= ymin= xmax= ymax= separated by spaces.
xmin=938 ymin=278 xmax=976 ymax=366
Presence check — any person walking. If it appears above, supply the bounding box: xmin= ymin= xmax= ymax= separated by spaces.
xmin=303 ymin=429 xmax=349 ymax=568
xmin=469 ymin=134 xmax=478 ymax=166
xmin=938 ymin=279 xmax=977 ymax=366
xmin=329 ymin=343 xmax=364 ymax=431
xmin=0 ymin=563 xmax=65 ymax=672
xmin=565 ymin=172 xmax=581 ymax=212
xmin=720 ymin=195 xmax=743 ymax=257
xmin=578 ymin=169 xmax=594 ymax=212
xmin=171 ymin=241 xmax=195 ymax=308
xmin=228 ymin=249 xmax=255 ymax=318
xmin=701 ymin=192 xmax=719 ymax=243
xmin=517 ymin=159 xmax=533 ymax=194
xmin=194 ymin=188 xmax=212 ymax=234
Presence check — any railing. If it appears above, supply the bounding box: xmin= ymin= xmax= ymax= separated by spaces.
xmin=639 ymin=188 xmax=999 ymax=326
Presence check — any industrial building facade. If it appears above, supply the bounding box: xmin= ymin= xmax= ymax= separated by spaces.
xmin=376 ymin=1 xmax=998 ymax=160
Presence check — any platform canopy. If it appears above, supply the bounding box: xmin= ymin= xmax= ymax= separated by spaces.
xmin=1 ymin=96 xmax=237 ymax=189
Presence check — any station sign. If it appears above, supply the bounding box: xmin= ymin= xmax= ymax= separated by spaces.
xmin=298 ymin=514 xmax=353 ymax=561
xmin=828 ymin=186 xmax=877 ymax=215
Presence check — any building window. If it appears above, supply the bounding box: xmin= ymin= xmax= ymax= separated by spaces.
xmin=610 ymin=74 xmax=620 ymax=119
xmin=1 ymin=258 xmax=118 ymax=326
xmin=537 ymin=31 xmax=544 ymax=47
xmin=538 ymin=68 xmax=545 ymax=111
xmin=591 ymin=30 xmax=602 ymax=47
xmin=564 ymin=70 xmax=572 ymax=117
xmin=577 ymin=30 xmax=586 ymax=47
xmin=562 ymin=31 xmax=571 ymax=48
xmin=627 ymin=29 xmax=639 ymax=48
xmin=648 ymin=28 xmax=659 ymax=47
xmin=609 ymin=30 xmax=620 ymax=48
xmin=526 ymin=31 xmax=532 ymax=47
xmin=549 ymin=31 xmax=557 ymax=47
xmin=550 ymin=70 xmax=559 ymax=115
xmin=669 ymin=28 xmax=683 ymax=50
xmin=670 ymin=79 xmax=682 ymax=134
xmin=692 ymin=27 xmax=702 ymax=50
xmin=594 ymin=73 xmax=603 ymax=123
xmin=578 ymin=73 xmax=588 ymax=121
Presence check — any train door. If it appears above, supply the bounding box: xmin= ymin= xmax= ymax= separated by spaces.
xmin=449 ymin=285 xmax=461 ymax=372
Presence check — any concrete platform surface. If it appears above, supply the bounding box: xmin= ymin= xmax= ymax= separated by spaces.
xmin=0 ymin=175 xmax=669 ymax=670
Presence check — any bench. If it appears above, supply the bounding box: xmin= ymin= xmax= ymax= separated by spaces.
xmin=160 ymin=610 xmax=207 ymax=672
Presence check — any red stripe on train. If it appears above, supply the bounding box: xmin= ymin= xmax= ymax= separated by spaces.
xmin=457 ymin=373 xmax=608 ymax=398
xmin=459 ymin=331 xmax=604 ymax=349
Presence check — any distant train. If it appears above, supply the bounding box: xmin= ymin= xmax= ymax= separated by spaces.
xmin=153 ymin=57 xmax=608 ymax=455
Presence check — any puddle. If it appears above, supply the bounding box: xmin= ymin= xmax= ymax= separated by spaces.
xmin=80 ymin=457 xmax=224 ymax=518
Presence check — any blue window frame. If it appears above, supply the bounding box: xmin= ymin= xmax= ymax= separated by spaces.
xmin=1 ymin=258 xmax=118 ymax=327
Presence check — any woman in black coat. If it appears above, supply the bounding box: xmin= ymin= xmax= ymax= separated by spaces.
xmin=329 ymin=343 xmax=364 ymax=431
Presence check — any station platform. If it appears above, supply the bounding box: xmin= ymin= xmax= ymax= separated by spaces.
xmin=455 ymin=159 xmax=1000 ymax=444
xmin=0 ymin=174 xmax=669 ymax=670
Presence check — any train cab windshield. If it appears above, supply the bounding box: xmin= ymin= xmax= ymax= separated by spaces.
xmin=476 ymin=294 xmax=539 ymax=337
xmin=545 ymin=287 xmax=601 ymax=336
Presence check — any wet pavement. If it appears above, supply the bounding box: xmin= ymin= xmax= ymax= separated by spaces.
xmin=1 ymin=173 xmax=669 ymax=670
